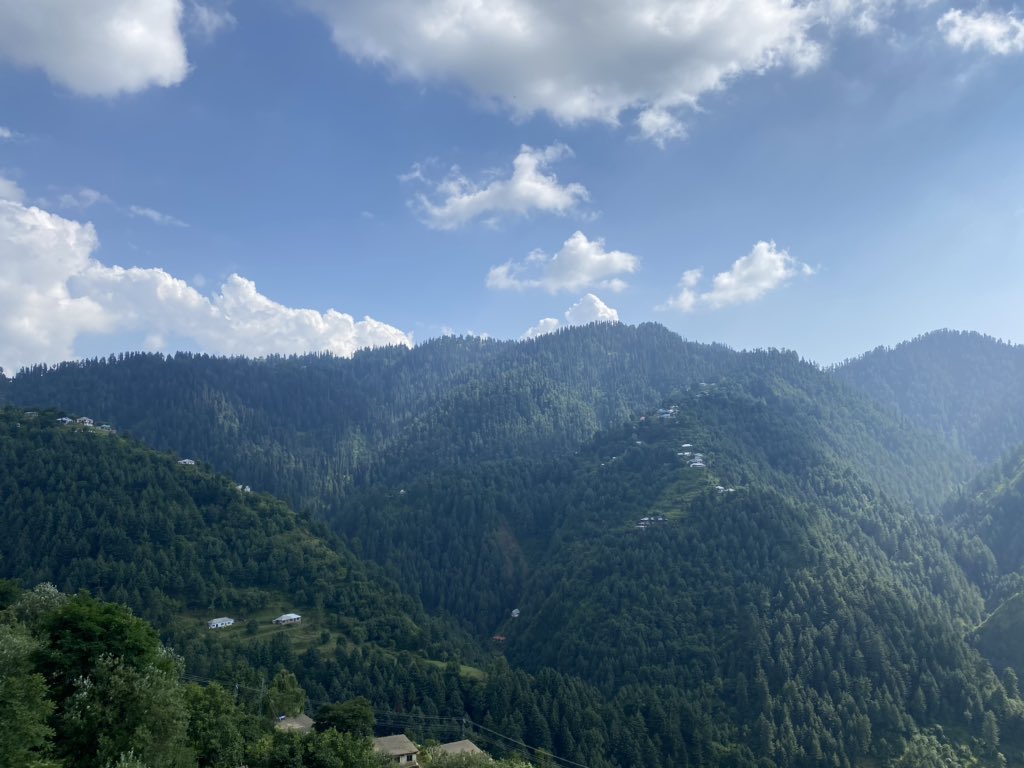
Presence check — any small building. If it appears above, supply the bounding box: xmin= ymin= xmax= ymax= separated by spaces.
xmin=276 ymin=714 xmax=314 ymax=733
xmin=76 ymin=416 xmax=94 ymax=426
xmin=373 ymin=734 xmax=419 ymax=765
xmin=437 ymin=740 xmax=485 ymax=757
xmin=178 ymin=458 xmax=196 ymax=465
xmin=57 ymin=417 xmax=73 ymax=424
xmin=207 ymin=617 xmax=235 ymax=630
xmin=511 ymin=608 xmax=520 ymax=618
xmin=273 ymin=613 xmax=301 ymax=625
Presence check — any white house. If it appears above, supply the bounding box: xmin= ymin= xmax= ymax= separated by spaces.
xmin=273 ymin=613 xmax=301 ymax=625
xmin=207 ymin=617 xmax=235 ymax=629
xmin=178 ymin=459 xmax=196 ymax=465
xmin=76 ymin=416 xmax=94 ymax=426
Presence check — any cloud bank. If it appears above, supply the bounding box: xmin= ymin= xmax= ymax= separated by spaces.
xmin=302 ymin=0 xmax=825 ymax=144
xmin=409 ymin=144 xmax=588 ymax=229
xmin=0 ymin=0 xmax=188 ymax=96
xmin=488 ymin=231 xmax=638 ymax=294
xmin=0 ymin=197 xmax=411 ymax=373
xmin=664 ymin=240 xmax=813 ymax=311
xmin=523 ymin=293 xmax=620 ymax=339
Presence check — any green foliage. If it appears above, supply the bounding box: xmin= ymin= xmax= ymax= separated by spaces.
xmin=315 ymin=697 xmax=375 ymax=737
xmin=0 ymin=622 xmax=56 ymax=767
xmin=265 ymin=670 xmax=307 ymax=718
xmin=247 ymin=729 xmax=391 ymax=768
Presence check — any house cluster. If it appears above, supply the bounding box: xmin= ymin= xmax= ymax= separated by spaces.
xmin=372 ymin=734 xmax=486 ymax=765
xmin=56 ymin=416 xmax=114 ymax=432
xmin=235 ymin=483 xmax=252 ymax=493
xmin=206 ymin=612 xmax=301 ymax=630
xmin=677 ymin=443 xmax=706 ymax=469
xmin=656 ymin=405 xmax=679 ymax=421
xmin=178 ymin=458 xmax=196 ymax=465
xmin=716 ymin=486 xmax=737 ymax=494
xmin=635 ymin=515 xmax=667 ymax=530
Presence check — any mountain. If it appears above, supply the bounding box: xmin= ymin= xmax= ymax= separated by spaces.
xmin=834 ymin=329 xmax=1024 ymax=462
xmin=0 ymin=405 xmax=713 ymax=768
xmin=1 ymin=324 xmax=736 ymax=513
xmin=943 ymin=445 xmax=1024 ymax=676
xmin=5 ymin=324 xmax=1024 ymax=766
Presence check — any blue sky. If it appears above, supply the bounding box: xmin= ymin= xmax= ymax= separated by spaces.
xmin=1 ymin=0 xmax=1022 ymax=373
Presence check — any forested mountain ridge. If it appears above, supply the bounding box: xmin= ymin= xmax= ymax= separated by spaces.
xmin=0 ymin=406 xmax=747 ymax=768
xmin=6 ymin=324 xmax=1024 ymax=766
xmin=0 ymin=407 xmax=458 ymax=655
xmin=834 ymin=329 xmax=1024 ymax=462
xmin=0 ymin=324 xmax=739 ymax=512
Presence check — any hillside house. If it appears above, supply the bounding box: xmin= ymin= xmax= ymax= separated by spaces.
xmin=373 ymin=735 xmax=419 ymax=765
xmin=207 ymin=617 xmax=235 ymax=629
xmin=76 ymin=416 xmax=94 ymax=426
xmin=437 ymin=740 xmax=484 ymax=757
xmin=57 ymin=417 xmax=73 ymax=424
xmin=178 ymin=459 xmax=196 ymax=465
xmin=273 ymin=613 xmax=301 ymax=625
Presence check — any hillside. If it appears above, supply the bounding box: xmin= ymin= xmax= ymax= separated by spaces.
xmin=834 ymin=329 xmax=1024 ymax=462
xmin=5 ymin=325 xmax=1024 ymax=765
xmin=0 ymin=406 xmax=711 ymax=768
xmin=1 ymin=324 xmax=736 ymax=512
xmin=943 ymin=446 xmax=1024 ymax=678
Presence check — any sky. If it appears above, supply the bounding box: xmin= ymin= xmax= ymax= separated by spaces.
xmin=1 ymin=0 xmax=1022 ymax=373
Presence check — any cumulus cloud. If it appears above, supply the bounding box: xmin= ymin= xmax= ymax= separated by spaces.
xmin=189 ymin=2 xmax=236 ymax=41
xmin=522 ymin=293 xmax=620 ymax=339
xmin=409 ymin=144 xmax=588 ymax=229
xmin=522 ymin=317 xmax=561 ymax=340
xmin=0 ymin=126 xmax=13 ymax=140
xmin=939 ymin=8 xmax=1024 ymax=55
xmin=0 ymin=175 xmax=26 ymax=203
xmin=488 ymin=231 xmax=637 ymax=294
xmin=664 ymin=241 xmax=813 ymax=311
xmin=301 ymin=0 xmax=826 ymax=144
xmin=0 ymin=0 xmax=189 ymax=96
xmin=0 ymin=198 xmax=411 ymax=373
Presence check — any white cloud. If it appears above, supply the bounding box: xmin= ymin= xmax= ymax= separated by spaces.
xmin=664 ymin=241 xmax=813 ymax=311
xmin=488 ymin=231 xmax=637 ymax=294
xmin=59 ymin=188 xmax=111 ymax=210
xmin=410 ymin=144 xmax=588 ymax=229
xmin=522 ymin=317 xmax=561 ymax=340
xmin=189 ymin=2 xmax=236 ymax=41
xmin=301 ymin=0 xmax=826 ymax=143
xmin=636 ymin=108 xmax=687 ymax=147
xmin=0 ymin=126 xmax=12 ymax=140
xmin=522 ymin=293 xmax=619 ymax=339
xmin=565 ymin=293 xmax=620 ymax=324
xmin=128 ymin=204 xmax=188 ymax=227
xmin=0 ymin=0 xmax=188 ymax=96
xmin=0 ymin=198 xmax=411 ymax=373
xmin=0 ymin=175 xmax=26 ymax=203
xmin=939 ymin=8 xmax=1024 ymax=55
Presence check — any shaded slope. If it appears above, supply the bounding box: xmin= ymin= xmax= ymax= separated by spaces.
xmin=834 ymin=329 xmax=1024 ymax=462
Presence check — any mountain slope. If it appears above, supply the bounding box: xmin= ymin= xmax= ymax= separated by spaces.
xmin=834 ymin=329 xmax=1024 ymax=462
xmin=1 ymin=324 xmax=736 ymax=512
